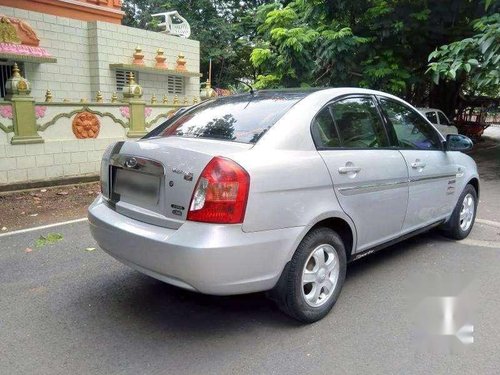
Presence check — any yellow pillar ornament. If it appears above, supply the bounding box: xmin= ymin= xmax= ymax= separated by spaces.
xmin=5 ymin=62 xmax=43 ymax=144
xmin=151 ymin=94 xmax=157 ymax=104
xmin=200 ymin=79 xmax=216 ymax=100
xmin=45 ymin=89 xmax=53 ymax=103
xmin=173 ymin=95 xmax=179 ymax=105
xmin=193 ymin=97 xmax=198 ymax=104
xmin=5 ymin=63 xmax=31 ymax=99
xmin=95 ymin=91 xmax=103 ymax=103
xmin=162 ymin=94 xmax=168 ymax=104
xmin=111 ymin=92 xmax=118 ymax=103
xmin=183 ymin=96 xmax=188 ymax=105
xmin=122 ymin=72 xmax=143 ymax=100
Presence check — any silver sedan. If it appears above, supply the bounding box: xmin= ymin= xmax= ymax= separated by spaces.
xmin=88 ymin=88 xmax=479 ymax=322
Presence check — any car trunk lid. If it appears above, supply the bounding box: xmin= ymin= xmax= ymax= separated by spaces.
xmin=106 ymin=137 xmax=252 ymax=229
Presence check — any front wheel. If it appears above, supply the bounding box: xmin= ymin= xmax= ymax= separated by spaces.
xmin=442 ymin=184 xmax=477 ymax=240
xmin=272 ymin=227 xmax=347 ymax=323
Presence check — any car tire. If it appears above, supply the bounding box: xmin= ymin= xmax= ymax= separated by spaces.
xmin=441 ymin=184 xmax=477 ymax=240
xmin=272 ymin=227 xmax=347 ymax=323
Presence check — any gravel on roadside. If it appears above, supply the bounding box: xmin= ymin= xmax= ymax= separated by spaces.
xmin=0 ymin=182 xmax=99 ymax=233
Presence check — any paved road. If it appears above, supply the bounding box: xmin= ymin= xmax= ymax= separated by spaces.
xmin=1 ymin=129 xmax=499 ymax=375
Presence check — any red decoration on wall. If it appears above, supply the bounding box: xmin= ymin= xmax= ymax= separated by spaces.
xmin=72 ymin=112 xmax=100 ymax=139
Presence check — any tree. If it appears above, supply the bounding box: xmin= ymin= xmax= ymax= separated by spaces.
xmin=249 ymin=0 xmax=493 ymax=112
xmin=427 ymin=13 xmax=500 ymax=98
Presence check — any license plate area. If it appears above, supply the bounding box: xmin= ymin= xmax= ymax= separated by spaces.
xmin=112 ymin=167 xmax=160 ymax=207
xmin=109 ymin=154 xmax=165 ymax=211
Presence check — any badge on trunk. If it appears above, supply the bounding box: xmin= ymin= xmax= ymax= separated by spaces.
xmin=125 ymin=157 xmax=138 ymax=169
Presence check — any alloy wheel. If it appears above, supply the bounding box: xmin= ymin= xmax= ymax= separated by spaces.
xmin=301 ymin=244 xmax=340 ymax=307
xmin=459 ymin=193 xmax=475 ymax=232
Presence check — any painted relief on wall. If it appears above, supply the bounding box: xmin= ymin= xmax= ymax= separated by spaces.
xmin=72 ymin=112 xmax=100 ymax=139
xmin=0 ymin=104 xmax=13 ymax=119
xmin=0 ymin=15 xmax=54 ymax=60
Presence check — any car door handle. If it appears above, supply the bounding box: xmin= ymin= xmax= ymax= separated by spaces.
xmin=338 ymin=166 xmax=361 ymax=174
xmin=411 ymin=161 xmax=426 ymax=169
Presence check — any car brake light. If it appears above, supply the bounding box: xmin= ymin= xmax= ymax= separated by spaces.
xmin=187 ymin=157 xmax=250 ymax=224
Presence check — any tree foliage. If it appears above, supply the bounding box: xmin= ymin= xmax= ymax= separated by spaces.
xmin=249 ymin=0 xmax=497 ymax=106
xmin=122 ymin=0 xmax=499 ymax=110
xmin=427 ymin=13 xmax=500 ymax=97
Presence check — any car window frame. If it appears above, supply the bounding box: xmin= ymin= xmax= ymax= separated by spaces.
xmin=375 ymin=95 xmax=445 ymax=152
xmin=310 ymin=94 xmax=392 ymax=151
xmin=437 ymin=110 xmax=451 ymax=126
xmin=425 ymin=111 xmax=438 ymax=124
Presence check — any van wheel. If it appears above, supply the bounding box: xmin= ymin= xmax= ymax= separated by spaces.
xmin=273 ymin=227 xmax=346 ymax=323
xmin=442 ymin=184 xmax=477 ymax=240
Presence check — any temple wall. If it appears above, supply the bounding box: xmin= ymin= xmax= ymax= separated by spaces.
xmin=0 ymin=4 xmax=201 ymax=189
xmin=0 ymin=6 xmax=92 ymax=100
xmin=0 ymin=6 xmax=201 ymax=103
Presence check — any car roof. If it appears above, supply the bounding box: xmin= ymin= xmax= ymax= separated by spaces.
xmin=417 ymin=108 xmax=443 ymax=112
xmin=210 ymin=88 xmax=321 ymax=103
xmin=213 ymin=87 xmax=403 ymax=103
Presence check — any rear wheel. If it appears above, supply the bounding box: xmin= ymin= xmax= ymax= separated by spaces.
xmin=272 ymin=227 xmax=347 ymax=323
xmin=442 ymin=184 xmax=477 ymax=240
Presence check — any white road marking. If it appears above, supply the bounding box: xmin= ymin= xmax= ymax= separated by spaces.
xmin=476 ymin=218 xmax=500 ymax=229
xmin=457 ymin=238 xmax=500 ymax=249
xmin=0 ymin=218 xmax=88 ymax=238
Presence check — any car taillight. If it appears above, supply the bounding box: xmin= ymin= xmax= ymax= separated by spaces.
xmin=187 ymin=156 xmax=250 ymax=224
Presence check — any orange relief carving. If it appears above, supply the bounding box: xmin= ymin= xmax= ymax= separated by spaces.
xmin=72 ymin=112 xmax=100 ymax=139
xmin=0 ymin=15 xmax=40 ymax=46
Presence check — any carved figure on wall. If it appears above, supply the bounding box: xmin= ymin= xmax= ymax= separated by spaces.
xmin=72 ymin=111 xmax=100 ymax=139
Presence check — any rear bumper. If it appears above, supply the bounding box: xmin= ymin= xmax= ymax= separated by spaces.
xmin=88 ymin=196 xmax=303 ymax=295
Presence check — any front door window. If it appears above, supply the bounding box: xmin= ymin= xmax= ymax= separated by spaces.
xmin=380 ymin=99 xmax=442 ymax=150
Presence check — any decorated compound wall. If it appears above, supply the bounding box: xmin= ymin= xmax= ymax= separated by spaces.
xmin=0 ymin=67 xmax=189 ymax=189
xmin=0 ymin=4 xmax=201 ymax=189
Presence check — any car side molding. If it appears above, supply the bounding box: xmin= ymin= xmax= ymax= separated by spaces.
xmin=349 ymin=219 xmax=445 ymax=262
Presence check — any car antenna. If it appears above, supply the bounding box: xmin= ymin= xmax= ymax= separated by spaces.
xmin=235 ymin=79 xmax=254 ymax=95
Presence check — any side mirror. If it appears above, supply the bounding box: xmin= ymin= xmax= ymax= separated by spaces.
xmin=446 ymin=134 xmax=473 ymax=152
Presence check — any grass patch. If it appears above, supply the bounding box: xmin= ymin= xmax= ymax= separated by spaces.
xmin=35 ymin=233 xmax=64 ymax=248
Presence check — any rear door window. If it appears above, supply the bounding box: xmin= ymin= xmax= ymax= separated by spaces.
xmin=330 ymin=97 xmax=389 ymax=148
xmin=147 ymin=93 xmax=305 ymax=144
xmin=311 ymin=107 xmax=341 ymax=148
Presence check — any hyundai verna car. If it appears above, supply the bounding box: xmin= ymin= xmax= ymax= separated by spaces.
xmin=88 ymin=88 xmax=479 ymax=323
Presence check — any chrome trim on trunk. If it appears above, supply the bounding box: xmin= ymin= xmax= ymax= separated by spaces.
xmin=110 ymin=154 xmax=165 ymax=176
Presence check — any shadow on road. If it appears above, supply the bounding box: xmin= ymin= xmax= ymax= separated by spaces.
xmin=73 ymin=230 xmax=447 ymax=334
xmin=346 ymin=230 xmax=446 ymax=278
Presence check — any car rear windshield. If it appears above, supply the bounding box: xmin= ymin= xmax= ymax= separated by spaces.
xmin=146 ymin=93 xmax=305 ymax=144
